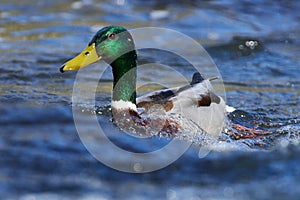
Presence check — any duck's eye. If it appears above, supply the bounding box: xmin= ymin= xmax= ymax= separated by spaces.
xmin=108 ymin=33 xmax=116 ymax=40
xmin=84 ymin=51 xmax=90 ymax=56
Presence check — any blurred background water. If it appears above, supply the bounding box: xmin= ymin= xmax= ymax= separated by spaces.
xmin=0 ymin=0 xmax=300 ymax=199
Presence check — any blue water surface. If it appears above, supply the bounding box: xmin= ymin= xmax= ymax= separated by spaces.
xmin=0 ymin=0 xmax=299 ymax=199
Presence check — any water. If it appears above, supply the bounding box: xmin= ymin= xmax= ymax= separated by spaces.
xmin=1 ymin=0 xmax=300 ymax=199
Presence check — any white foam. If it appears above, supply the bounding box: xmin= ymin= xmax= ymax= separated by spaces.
xmin=226 ymin=105 xmax=236 ymax=113
xmin=111 ymin=100 xmax=137 ymax=111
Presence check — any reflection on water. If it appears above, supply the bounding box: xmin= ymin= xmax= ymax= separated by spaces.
xmin=0 ymin=0 xmax=300 ymax=199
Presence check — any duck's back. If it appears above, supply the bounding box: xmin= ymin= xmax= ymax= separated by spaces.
xmin=137 ymin=79 xmax=226 ymax=136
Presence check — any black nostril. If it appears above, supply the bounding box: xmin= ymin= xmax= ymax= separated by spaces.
xmin=84 ymin=51 xmax=90 ymax=56
xmin=59 ymin=65 xmax=65 ymax=73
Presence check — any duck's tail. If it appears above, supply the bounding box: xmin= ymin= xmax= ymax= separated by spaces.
xmin=190 ymin=72 xmax=204 ymax=85
xmin=190 ymin=72 xmax=219 ymax=86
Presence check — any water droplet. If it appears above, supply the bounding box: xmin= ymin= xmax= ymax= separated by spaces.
xmin=198 ymin=147 xmax=211 ymax=158
xmin=166 ymin=189 xmax=177 ymax=200
xmin=71 ymin=1 xmax=83 ymax=10
xmin=280 ymin=139 xmax=289 ymax=148
xmin=238 ymin=44 xmax=244 ymax=50
xmin=223 ymin=186 xmax=234 ymax=197
xmin=133 ymin=162 xmax=143 ymax=172
xmin=116 ymin=0 xmax=125 ymax=5
xmin=150 ymin=10 xmax=169 ymax=20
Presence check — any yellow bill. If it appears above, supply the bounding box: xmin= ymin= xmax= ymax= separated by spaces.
xmin=60 ymin=43 xmax=101 ymax=73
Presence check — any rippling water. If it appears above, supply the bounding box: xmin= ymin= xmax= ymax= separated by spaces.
xmin=1 ymin=0 xmax=300 ymax=199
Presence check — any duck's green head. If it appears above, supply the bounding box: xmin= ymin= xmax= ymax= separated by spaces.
xmin=60 ymin=26 xmax=138 ymax=104
xmin=60 ymin=26 xmax=136 ymax=72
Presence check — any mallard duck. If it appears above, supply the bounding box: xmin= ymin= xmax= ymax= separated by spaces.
xmin=60 ymin=26 xmax=230 ymax=137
